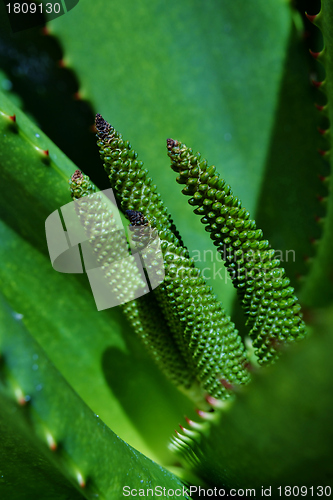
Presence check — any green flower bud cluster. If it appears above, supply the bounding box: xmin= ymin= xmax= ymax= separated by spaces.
xmin=167 ymin=139 xmax=306 ymax=365
xmin=156 ymin=240 xmax=250 ymax=398
xmin=95 ymin=113 xmax=183 ymax=246
xmin=94 ymin=115 xmax=251 ymax=399
xmin=69 ymin=170 xmax=195 ymax=390
xmin=69 ymin=170 xmax=145 ymax=303
xmin=122 ymin=296 xmax=196 ymax=391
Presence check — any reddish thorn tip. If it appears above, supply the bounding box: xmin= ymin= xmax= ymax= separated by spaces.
xmin=318 ymin=149 xmax=328 ymax=156
xmin=9 ymin=114 xmax=16 ymax=122
xmin=205 ymin=395 xmax=218 ymax=407
xmin=42 ymin=27 xmax=50 ymax=35
xmin=220 ymin=378 xmax=234 ymax=390
xmin=312 ymin=79 xmax=323 ymax=88
xmin=73 ymin=92 xmax=81 ymax=101
xmin=315 ymin=104 xmax=325 ymax=111
xmin=318 ymin=127 xmax=327 ymax=135
xmin=318 ymin=175 xmax=326 ymax=182
xmin=43 ymin=149 xmax=49 ymax=156
xmin=50 ymin=442 xmax=57 ymax=451
xmin=305 ymin=12 xmax=318 ymax=23
xmin=57 ymin=59 xmax=65 ymax=68
xmin=196 ymin=409 xmax=205 ymax=418
xmin=317 ymin=195 xmax=325 ymax=202
xmin=315 ymin=215 xmax=322 ymax=223
xmin=309 ymin=49 xmax=321 ymax=59
xmin=89 ymin=124 xmax=97 ymax=133
xmin=18 ymin=397 xmax=26 ymax=406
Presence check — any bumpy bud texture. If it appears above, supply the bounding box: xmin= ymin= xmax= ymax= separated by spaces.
xmin=95 ymin=115 xmax=251 ymax=399
xmin=167 ymin=139 xmax=307 ymax=365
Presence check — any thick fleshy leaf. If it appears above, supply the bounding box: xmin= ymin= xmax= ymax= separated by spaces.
xmin=0 ymin=295 xmax=191 ymax=499
xmin=299 ymin=0 xmax=333 ymax=307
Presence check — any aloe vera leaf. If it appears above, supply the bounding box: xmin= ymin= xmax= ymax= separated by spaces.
xmin=0 ymin=295 xmax=192 ymax=499
xmin=0 ymin=2 xmax=107 ymax=190
xmin=299 ymin=0 xmax=333 ymax=307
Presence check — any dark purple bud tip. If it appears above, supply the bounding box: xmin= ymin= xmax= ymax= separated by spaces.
xmin=167 ymin=138 xmax=179 ymax=151
xmin=71 ymin=169 xmax=83 ymax=182
xmin=126 ymin=210 xmax=147 ymax=226
xmin=95 ymin=113 xmax=112 ymax=140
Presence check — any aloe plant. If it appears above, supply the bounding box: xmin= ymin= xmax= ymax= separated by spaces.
xmin=0 ymin=0 xmax=332 ymax=498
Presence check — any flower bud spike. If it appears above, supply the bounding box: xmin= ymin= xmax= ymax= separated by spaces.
xmin=167 ymin=138 xmax=307 ymax=366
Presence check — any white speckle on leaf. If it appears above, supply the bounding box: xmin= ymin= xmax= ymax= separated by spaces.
xmin=12 ymin=312 xmax=23 ymax=320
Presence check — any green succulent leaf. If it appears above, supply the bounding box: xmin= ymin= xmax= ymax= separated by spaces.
xmin=299 ymin=0 xmax=333 ymax=307
xmin=0 ymin=295 xmax=191 ymax=500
